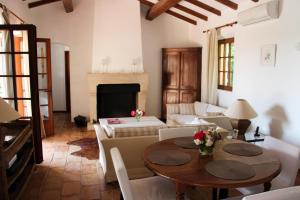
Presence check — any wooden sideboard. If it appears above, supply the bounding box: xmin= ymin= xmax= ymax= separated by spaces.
xmin=0 ymin=120 xmax=35 ymax=200
xmin=161 ymin=47 xmax=202 ymax=120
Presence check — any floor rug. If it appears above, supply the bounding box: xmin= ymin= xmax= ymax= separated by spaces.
xmin=67 ymin=137 xmax=99 ymax=160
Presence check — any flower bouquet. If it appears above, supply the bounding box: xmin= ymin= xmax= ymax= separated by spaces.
xmin=131 ymin=109 xmax=145 ymax=121
xmin=193 ymin=128 xmax=220 ymax=156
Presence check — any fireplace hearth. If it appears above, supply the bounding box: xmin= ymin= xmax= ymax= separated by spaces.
xmin=97 ymin=84 xmax=140 ymax=118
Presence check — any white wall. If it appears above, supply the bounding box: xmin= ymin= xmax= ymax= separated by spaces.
xmin=140 ymin=5 xmax=198 ymax=117
xmin=189 ymin=0 xmax=300 ymax=147
xmin=51 ymin=43 xmax=68 ymax=111
xmin=92 ymin=0 xmax=144 ymax=73
xmin=31 ymin=0 xmax=95 ymax=120
xmin=0 ymin=0 xmax=35 ymax=24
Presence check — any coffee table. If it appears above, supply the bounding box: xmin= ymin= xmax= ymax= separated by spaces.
xmin=99 ymin=116 xmax=167 ymax=138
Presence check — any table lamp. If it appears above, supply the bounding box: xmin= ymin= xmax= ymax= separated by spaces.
xmin=0 ymin=97 xmax=20 ymax=123
xmin=224 ymin=99 xmax=257 ymax=139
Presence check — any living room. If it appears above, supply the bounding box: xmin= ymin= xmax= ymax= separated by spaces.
xmin=0 ymin=0 xmax=300 ymax=200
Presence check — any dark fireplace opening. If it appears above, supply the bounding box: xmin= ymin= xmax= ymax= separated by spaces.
xmin=97 ymin=83 xmax=140 ymax=119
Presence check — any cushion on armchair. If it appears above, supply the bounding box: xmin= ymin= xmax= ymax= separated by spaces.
xmin=194 ymin=101 xmax=209 ymax=116
xmin=179 ymin=103 xmax=195 ymax=115
xmin=206 ymin=104 xmax=226 ymax=114
xmin=166 ymin=104 xmax=180 ymax=115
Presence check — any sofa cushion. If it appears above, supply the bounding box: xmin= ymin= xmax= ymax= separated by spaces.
xmin=169 ymin=114 xmax=198 ymax=125
xmin=194 ymin=101 xmax=209 ymax=116
xmin=179 ymin=103 xmax=195 ymax=115
xmin=206 ymin=111 xmax=224 ymax=117
xmin=206 ymin=104 xmax=226 ymax=114
xmin=166 ymin=104 xmax=179 ymax=114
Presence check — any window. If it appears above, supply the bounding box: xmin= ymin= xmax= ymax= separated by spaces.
xmin=218 ymin=38 xmax=234 ymax=91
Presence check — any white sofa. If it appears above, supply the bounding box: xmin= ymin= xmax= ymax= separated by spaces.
xmin=166 ymin=101 xmax=233 ymax=131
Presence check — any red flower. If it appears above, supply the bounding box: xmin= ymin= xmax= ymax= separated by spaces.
xmin=142 ymin=111 xmax=145 ymax=116
xmin=194 ymin=131 xmax=207 ymax=141
xmin=131 ymin=110 xmax=136 ymax=117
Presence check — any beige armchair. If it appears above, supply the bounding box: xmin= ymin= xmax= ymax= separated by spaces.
xmin=95 ymin=125 xmax=158 ymax=183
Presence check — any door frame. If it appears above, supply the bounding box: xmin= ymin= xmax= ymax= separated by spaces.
xmin=0 ymin=24 xmax=43 ymax=163
xmin=37 ymin=38 xmax=54 ymax=137
xmin=65 ymin=50 xmax=71 ymax=113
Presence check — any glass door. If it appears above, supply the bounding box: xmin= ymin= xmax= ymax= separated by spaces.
xmin=0 ymin=24 xmax=43 ymax=163
xmin=37 ymin=38 xmax=53 ymax=136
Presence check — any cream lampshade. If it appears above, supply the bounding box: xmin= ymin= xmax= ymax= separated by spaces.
xmin=0 ymin=97 xmax=20 ymax=123
xmin=224 ymin=99 xmax=257 ymax=120
xmin=224 ymin=99 xmax=257 ymax=139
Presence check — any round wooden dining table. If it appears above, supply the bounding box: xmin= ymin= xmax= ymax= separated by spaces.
xmin=143 ymin=137 xmax=281 ymax=200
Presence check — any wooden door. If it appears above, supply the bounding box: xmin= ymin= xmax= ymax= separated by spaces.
xmin=37 ymin=38 xmax=54 ymax=136
xmin=180 ymin=50 xmax=200 ymax=90
xmin=0 ymin=24 xmax=43 ymax=163
xmin=180 ymin=90 xmax=197 ymax=103
xmin=162 ymin=89 xmax=179 ymax=119
xmin=162 ymin=50 xmax=180 ymax=89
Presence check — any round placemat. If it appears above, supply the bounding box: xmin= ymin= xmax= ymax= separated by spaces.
xmin=174 ymin=137 xmax=198 ymax=149
xmin=147 ymin=149 xmax=191 ymax=166
xmin=205 ymin=160 xmax=255 ymax=180
xmin=223 ymin=143 xmax=263 ymax=157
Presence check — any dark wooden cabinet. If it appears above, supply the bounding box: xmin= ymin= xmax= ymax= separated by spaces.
xmin=0 ymin=120 xmax=35 ymax=200
xmin=162 ymin=48 xmax=202 ymax=119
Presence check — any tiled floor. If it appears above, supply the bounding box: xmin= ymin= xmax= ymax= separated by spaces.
xmin=21 ymin=113 xmax=120 ymax=200
xmin=21 ymin=113 xmax=300 ymax=200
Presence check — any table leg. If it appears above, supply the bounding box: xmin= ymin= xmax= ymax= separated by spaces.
xmin=212 ymin=188 xmax=218 ymax=200
xmin=264 ymin=182 xmax=272 ymax=191
xmin=212 ymin=188 xmax=228 ymax=200
xmin=175 ymin=182 xmax=186 ymax=200
xmin=219 ymin=188 xmax=229 ymax=199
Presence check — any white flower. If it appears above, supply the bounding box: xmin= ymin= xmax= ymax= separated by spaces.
xmin=206 ymin=139 xmax=214 ymax=147
xmin=194 ymin=139 xmax=201 ymax=145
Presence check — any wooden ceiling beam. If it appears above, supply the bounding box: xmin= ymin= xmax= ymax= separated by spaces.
xmin=251 ymin=0 xmax=259 ymax=2
xmin=146 ymin=0 xmax=182 ymax=20
xmin=174 ymin=4 xmax=208 ymax=21
xmin=140 ymin=0 xmax=197 ymax=25
xmin=215 ymin=0 xmax=238 ymax=10
xmin=28 ymin=0 xmax=60 ymax=8
xmin=185 ymin=0 xmax=221 ymax=16
xmin=62 ymin=0 xmax=73 ymax=13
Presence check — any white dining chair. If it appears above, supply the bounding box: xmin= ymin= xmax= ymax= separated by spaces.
xmin=159 ymin=127 xmax=198 ymax=141
xmin=241 ymin=186 xmax=300 ymax=200
xmin=110 ymin=147 xmax=189 ymax=200
xmin=237 ymin=136 xmax=300 ymax=195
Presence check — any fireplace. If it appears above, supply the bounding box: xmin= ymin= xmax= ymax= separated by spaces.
xmin=87 ymin=73 xmax=148 ymax=125
xmin=97 ymin=84 xmax=140 ymax=118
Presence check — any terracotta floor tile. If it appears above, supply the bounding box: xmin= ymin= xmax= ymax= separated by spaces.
xmin=54 ymin=151 xmax=68 ymax=159
xmin=43 ymin=176 xmax=63 ymax=190
xmin=81 ymin=157 xmax=97 ymax=165
xmin=39 ymin=190 xmax=61 ymax=200
xmin=81 ymin=164 xmax=97 ymax=175
xmin=81 ymin=185 xmax=101 ymax=200
xmin=67 ymin=155 xmax=82 ymax=163
xmin=62 ymin=196 xmax=81 ymax=200
xmin=81 ymin=174 xmax=100 ymax=186
xmin=65 ymin=161 xmax=81 ymax=172
xmin=100 ymin=190 xmax=112 ymax=200
xmin=62 ymin=181 xmax=81 ymax=196
xmin=48 ymin=167 xmax=65 ymax=177
xmin=51 ymin=158 xmax=67 ymax=168
xmin=64 ymin=171 xmax=81 ymax=182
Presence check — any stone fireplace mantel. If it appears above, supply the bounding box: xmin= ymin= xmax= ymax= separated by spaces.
xmin=87 ymin=73 xmax=149 ymax=123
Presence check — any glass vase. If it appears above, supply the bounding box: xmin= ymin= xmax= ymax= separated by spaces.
xmin=199 ymin=147 xmax=213 ymax=157
xmin=135 ymin=115 xmax=141 ymax=121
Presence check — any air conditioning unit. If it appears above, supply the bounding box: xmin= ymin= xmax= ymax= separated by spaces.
xmin=238 ymin=0 xmax=279 ymax=26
